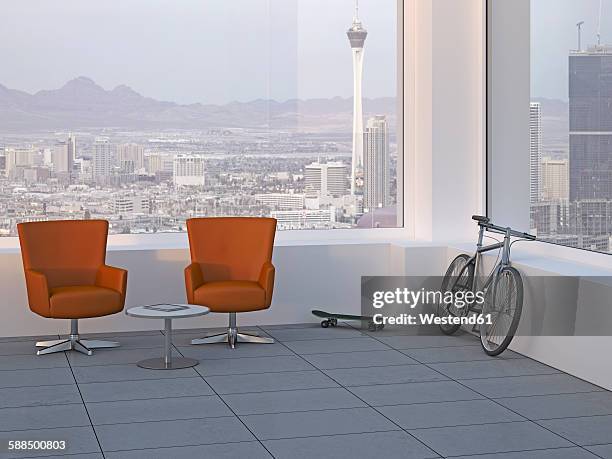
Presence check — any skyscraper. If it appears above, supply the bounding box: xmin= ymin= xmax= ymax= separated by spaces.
xmin=541 ymin=158 xmax=569 ymax=201
xmin=529 ymin=102 xmax=542 ymax=203
xmin=304 ymin=161 xmax=349 ymax=197
xmin=93 ymin=138 xmax=112 ymax=183
xmin=67 ymin=133 xmax=76 ymax=167
xmin=52 ymin=141 xmax=70 ymax=173
xmin=117 ymin=143 xmax=145 ymax=173
xmin=173 ymin=155 xmax=205 ymax=187
xmin=363 ymin=115 xmax=390 ymax=209
xmin=347 ymin=0 xmax=367 ymax=195
xmin=569 ymin=45 xmax=612 ymax=201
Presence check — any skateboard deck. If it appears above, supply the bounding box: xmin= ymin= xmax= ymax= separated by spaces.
xmin=311 ymin=309 xmax=384 ymax=331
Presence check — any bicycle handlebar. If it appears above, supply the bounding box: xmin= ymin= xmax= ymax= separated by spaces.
xmin=472 ymin=215 xmax=536 ymax=240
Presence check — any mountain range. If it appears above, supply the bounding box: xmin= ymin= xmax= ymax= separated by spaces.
xmin=0 ymin=77 xmax=396 ymax=132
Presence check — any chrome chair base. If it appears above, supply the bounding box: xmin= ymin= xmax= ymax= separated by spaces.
xmin=35 ymin=337 xmax=119 ymax=356
xmin=35 ymin=319 xmax=120 ymax=356
xmin=191 ymin=313 xmax=274 ymax=348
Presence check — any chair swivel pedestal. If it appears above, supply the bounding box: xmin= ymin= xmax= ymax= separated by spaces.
xmin=191 ymin=312 xmax=274 ymax=348
xmin=18 ymin=220 xmax=128 ymax=357
xmin=36 ymin=319 xmax=119 ymax=356
xmin=185 ymin=217 xmax=278 ymax=349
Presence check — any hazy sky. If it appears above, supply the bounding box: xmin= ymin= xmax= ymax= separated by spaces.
xmin=532 ymin=0 xmax=612 ymax=101
xmin=0 ymin=0 xmax=397 ymax=105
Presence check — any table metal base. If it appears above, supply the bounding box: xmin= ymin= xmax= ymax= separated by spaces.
xmin=137 ymin=317 xmax=199 ymax=370
xmin=137 ymin=357 xmax=198 ymax=370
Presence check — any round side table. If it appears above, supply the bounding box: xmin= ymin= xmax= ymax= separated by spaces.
xmin=126 ymin=304 xmax=209 ymax=369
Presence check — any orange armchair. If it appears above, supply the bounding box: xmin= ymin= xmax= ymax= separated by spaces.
xmin=185 ymin=217 xmax=276 ymax=348
xmin=18 ymin=220 xmax=127 ymax=356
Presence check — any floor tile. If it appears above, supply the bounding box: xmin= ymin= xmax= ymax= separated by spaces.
xmin=67 ymin=347 xmax=172 ymax=367
xmin=222 ymin=387 xmax=366 ymax=415
xmin=458 ymin=374 xmax=604 ymax=398
xmin=402 ymin=345 xmax=522 ymax=364
xmin=176 ymin=342 xmax=292 ymax=360
xmin=0 ymin=426 xmax=101 ymax=458
xmin=302 ymin=349 xmax=418 ymax=370
xmin=450 ymin=447 xmax=599 ymax=459
xmin=0 ymin=353 xmax=67 ymax=371
xmin=205 ymin=370 xmax=339 ymax=395
xmin=265 ymin=326 xmax=366 ymax=342
xmin=379 ymin=399 xmax=523 ymax=430
xmin=241 ymin=407 xmax=399 ymax=440
xmin=585 ymin=444 xmax=612 ymax=458
xmin=0 ymin=404 xmax=89 ymax=432
xmin=0 ymin=385 xmax=81 ymax=409
xmin=87 ymin=395 xmax=231 ymax=425
xmin=496 ymin=392 xmax=612 ymax=420
xmin=104 ymin=441 xmax=272 ymax=459
xmin=61 ymin=334 xmax=164 ymax=350
xmin=283 ymin=337 xmax=390 ymax=355
xmin=195 ymin=355 xmax=314 ymax=376
xmin=430 ymin=358 xmax=559 ymax=380
xmin=378 ymin=333 xmax=478 ymax=350
xmin=78 ymin=377 xmax=213 ymax=402
xmin=95 ymin=417 xmax=254 ymax=451
xmin=0 ymin=335 xmax=59 ymax=343
xmin=0 ymin=368 xmax=75 ymax=389
xmin=260 ymin=323 xmax=322 ymax=330
xmin=539 ymin=415 xmax=612 ymax=446
xmin=264 ymin=431 xmax=438 ymax=459
xmin=0 ymin=341 xmax=40 ymax=356
xmin=410 ymin=421 xmax=571 ymax=457
xmin=349 ymin=380 xmax=483 ymax=406
xmin=72 ymin=364 xmax=198 ymax=383
xmin=324 ymin=364 xmax=447 ymax=387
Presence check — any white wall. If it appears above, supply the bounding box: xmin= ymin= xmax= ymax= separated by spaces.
xmin=407 ymin=0 xmax=485 ymax=241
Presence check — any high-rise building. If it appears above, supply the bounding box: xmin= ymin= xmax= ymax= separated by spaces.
xmin=93 ymin=138 xmax=112 ymax=182
xmin=569 ymin=45 xmax=612 ymax=201
xmin=304 ymin=161 xmax=348 ymax=197
xmin=52 ymin=141 xmax=70 ymax=173
xmin=529 ymin=102 xmax=542 ymax=203
xmin=67 ymin=133 xmax=76 ymax=163
xmin=541 ymin=157 xmax=569 ymax=201
xmin=117 ymin=143 xmax=145 ymax=173
xmin=173 ymin=155 xmax=205 ymax=187
xmin=347 ymin=0 xmax=367 ymax=195
xmin=363 ymin=115 xmax=390 ymax=210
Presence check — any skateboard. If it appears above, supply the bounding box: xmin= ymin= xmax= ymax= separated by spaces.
xmin=311 ymin=309 xmax=384 ymax=332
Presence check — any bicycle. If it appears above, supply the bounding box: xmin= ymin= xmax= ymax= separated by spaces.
xmin=437 ymin=215 xmax=536 ymax=356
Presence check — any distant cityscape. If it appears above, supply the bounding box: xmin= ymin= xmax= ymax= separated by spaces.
xmin=0 ymin=4 xmax=398 ymax=237
xmin=530 ymin=42 xmax=612 ymax=253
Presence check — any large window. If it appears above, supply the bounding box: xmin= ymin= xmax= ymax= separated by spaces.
xmin=530 ymin=0 xmax=612 ymax=253
xmin=0 ymin=0 xmax=400 ymax=236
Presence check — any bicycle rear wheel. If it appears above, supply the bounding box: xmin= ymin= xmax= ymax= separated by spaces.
xmin=437 ymin=254 xmax=474 ymax=335
xmin=479 ymin=266 xmax=523 ymax=356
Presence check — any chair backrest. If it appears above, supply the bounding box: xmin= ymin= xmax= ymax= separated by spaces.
xmin=187 ymin=217 xmax=276 ymax=282
xmin=18 ymin=220 xmax=108 ymax=288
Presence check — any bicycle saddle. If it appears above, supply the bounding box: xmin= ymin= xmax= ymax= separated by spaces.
xmin=472 ymin=215 xmax=490 ymax=223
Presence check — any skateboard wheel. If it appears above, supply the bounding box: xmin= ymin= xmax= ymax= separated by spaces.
xmin=321 ymin=320 xmax=329 ymax=328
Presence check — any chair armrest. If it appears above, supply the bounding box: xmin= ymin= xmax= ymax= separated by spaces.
xmin=24 ymin=269 xmax=51 ymax=317
xmin=258 ymin=261 xmax=275 ymax=307
xmin=96 ymin=265 xmax=128 ymax=302
xmin=184 ymin=262 xmax=204 ymax=304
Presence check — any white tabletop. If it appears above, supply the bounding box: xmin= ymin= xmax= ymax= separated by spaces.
xmin=126 ymin=304 xmax=210 ymax=319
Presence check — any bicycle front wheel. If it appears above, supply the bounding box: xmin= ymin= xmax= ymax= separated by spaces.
xmin=438 ymin=254 xmax=474 ymax=335
xmin=479 ymin=266 xmax=523 ymax=356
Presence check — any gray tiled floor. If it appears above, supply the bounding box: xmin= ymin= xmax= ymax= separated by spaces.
xmin=0 ymin=324 xmax=609 ymax=459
